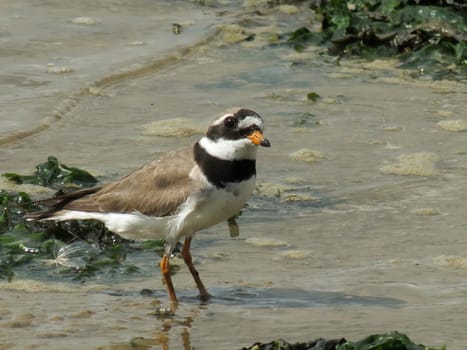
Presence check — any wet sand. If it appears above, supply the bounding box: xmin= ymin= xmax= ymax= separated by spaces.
xmin=1 ymin=1 xmax=467 ymax=349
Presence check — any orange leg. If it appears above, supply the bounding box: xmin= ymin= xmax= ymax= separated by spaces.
xmin=160 ymin=255 xmax=178 ymax=304
xmin=182 ymin=237 xmax=211 ymax=301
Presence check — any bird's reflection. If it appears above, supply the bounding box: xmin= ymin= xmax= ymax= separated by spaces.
xmin=99 ymin=286 xmax=403 ymax=349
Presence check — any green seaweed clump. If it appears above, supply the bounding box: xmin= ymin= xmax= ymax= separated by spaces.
xmin=242 ymin=331 xmax=445 ymax=350
xmin=0 ymin=190 xmax=50 ymax=280
xmin=0 ymin=190 xmax=145 ymax=282
xmin=338 ymin=331 xmax=446 ymax=350
xmin=288 ymin=0 xmax=466 ymax=79
xmin=0 ymin=190 xmax=37 ymax=232
xmin=0 ymin=157 xmax=164 ymax=282
xmin=3 ymin=155 xmax=98 ymax=189
xmin=242 ymin=337 xmax=345 ymax=350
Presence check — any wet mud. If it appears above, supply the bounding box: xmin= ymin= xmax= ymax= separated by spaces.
xmin=1 ymin=1 xmax=467 ymax=349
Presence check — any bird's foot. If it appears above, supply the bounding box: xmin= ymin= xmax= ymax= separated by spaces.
xmin=199 ymin=291 xmax=212 ymax=302
xmin=152 ymin=305 xmax=177 ymax=317
xmin=150 ymin=299 xmax=177 ymax=317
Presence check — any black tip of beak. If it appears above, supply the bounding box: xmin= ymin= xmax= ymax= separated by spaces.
xmin=261 ymin=138 xmax=271 ymax=147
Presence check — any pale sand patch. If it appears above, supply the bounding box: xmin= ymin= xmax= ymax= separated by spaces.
xmin=289 ymin=148 xmax=325 ymax=163
xmin=245 ymin=237 xmax=288 ymax=248
xmin=380 ymin=152 xmax=440 ymax=176
xmin=436 ymin=120 xmax=467 ymax=132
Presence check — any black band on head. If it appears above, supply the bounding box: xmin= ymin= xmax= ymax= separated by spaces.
xmin=207 ymin=109 xmax=263 ymax=142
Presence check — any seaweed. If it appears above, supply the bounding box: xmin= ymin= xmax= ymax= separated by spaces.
xmin=0 ymin=157 xmax=164 ymax=282
xmin=242 ymin=337 xmax=346 ymax=350
xmin=288 ymin=0 xmax=466 ymax=79
xmin=242 ymin=331 xmax=445 ymax=350
xmin=3 ymin=155 xmax=98 ymax=189
xmin=0 ymin=192 xmax=153 ymax=282
xmin=337 ymin=331 xmax=446 ymax=350
xmin=0 ymin=190 xmax=38 ymax=232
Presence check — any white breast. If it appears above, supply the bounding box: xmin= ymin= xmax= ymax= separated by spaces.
xmin=166 ymin=176 xmax=256 ymax=252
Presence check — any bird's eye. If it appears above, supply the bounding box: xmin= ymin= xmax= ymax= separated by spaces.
xmin=224 ymin=116 xmax=236 ymax=129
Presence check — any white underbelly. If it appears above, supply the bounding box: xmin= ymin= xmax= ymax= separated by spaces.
xmin=52 ymin=210 xmax=171 ymax=241
xmin=176 ymin=177 xmax=256 ymax=236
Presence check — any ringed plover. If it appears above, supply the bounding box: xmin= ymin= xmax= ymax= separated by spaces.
xmin=26 ymin=108 xmax=270 ymax=306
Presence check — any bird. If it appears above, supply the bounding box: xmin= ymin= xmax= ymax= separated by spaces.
xmin=26 ymin=108 xmax=270 ymax=306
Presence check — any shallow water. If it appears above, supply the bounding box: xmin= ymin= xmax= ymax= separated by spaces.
xmin=1 ymin=1 xmax=467 ymax=349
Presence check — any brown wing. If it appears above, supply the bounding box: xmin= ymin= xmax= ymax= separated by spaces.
xmin=28 ymin=146 xmax=197 ymax=219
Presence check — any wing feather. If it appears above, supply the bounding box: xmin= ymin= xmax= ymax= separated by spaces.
xmin=28 ymin=146 xmax=197 ymax=219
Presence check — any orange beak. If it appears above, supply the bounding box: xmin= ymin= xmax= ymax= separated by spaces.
xmin=247 ymin=130 xmax=271 ymax=147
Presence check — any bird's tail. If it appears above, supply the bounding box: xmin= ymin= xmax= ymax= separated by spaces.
xmin=25 ymin=186 xmax=101 ymax=221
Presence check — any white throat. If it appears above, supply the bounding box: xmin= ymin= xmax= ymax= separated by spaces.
xmin=198 ymin=136 xmax=258 ymax=160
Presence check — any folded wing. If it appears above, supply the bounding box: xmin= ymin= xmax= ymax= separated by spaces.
xmin=26 ymin=147 xmax=197 ymax=220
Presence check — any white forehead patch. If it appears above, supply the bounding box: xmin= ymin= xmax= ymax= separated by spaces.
xmin=213 ymin=113 xmax=264 ymax=131
xmin=238 ymin=115 xmax=264 ymax=131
